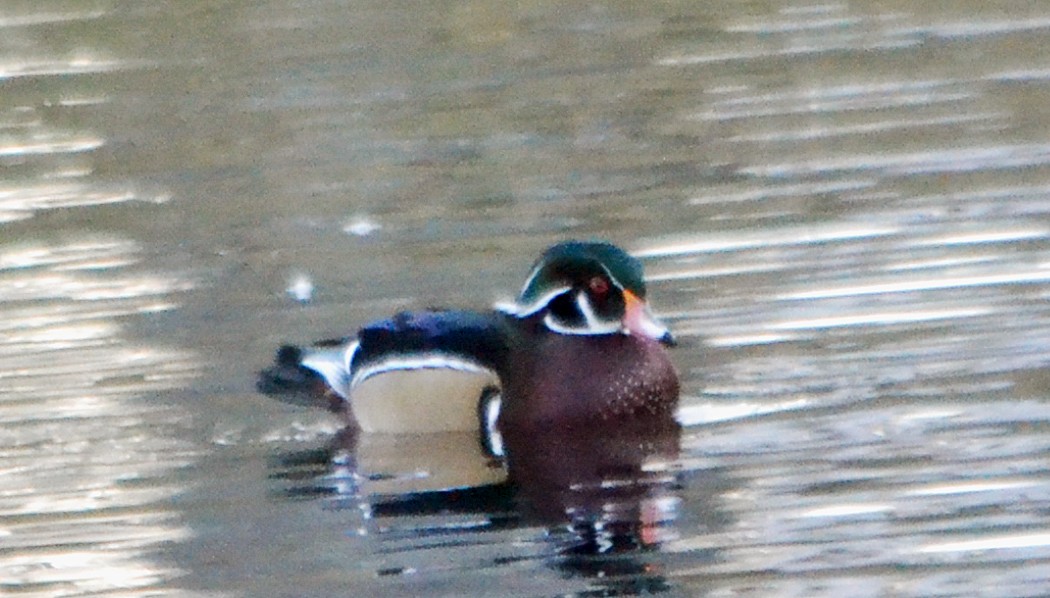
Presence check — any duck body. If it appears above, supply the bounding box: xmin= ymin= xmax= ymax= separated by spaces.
xmin=258 ymin=240 xmax=679 ymax=443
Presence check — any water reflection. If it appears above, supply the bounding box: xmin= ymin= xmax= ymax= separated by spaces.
xmin=502 ymin=418 xmax=680 ymax=527
xmin=506 ymin=418 xmax=689 ymax=595
xmin=269 ymin=414 xmax=727 ymax=594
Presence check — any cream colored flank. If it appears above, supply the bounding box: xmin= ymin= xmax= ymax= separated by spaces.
xmin=350 ymin=362 xmax=499 ymax=433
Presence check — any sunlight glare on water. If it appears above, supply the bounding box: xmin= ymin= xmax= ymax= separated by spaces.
xmin=0 ymin=238 xmax=200 ymax=596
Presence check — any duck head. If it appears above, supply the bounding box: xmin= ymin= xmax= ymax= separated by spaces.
xmin=498 ymin=240 xmax=675 ymax=346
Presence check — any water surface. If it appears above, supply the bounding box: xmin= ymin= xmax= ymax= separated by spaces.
xmin=2 ymin=1 xmax=1050 ymax=596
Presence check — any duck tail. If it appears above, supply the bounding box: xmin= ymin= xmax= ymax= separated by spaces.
xmin=257 ymin=343 xmax=350 ymax=412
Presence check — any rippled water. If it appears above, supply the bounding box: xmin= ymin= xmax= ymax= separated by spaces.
xmin=3 ymin=1 xmax=1050 ymax=596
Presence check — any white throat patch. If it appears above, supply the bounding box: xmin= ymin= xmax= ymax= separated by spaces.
xmin=541 ymin=291 xmax=623 ymax=336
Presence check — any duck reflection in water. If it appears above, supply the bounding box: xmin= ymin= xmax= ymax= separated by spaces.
xmin=269 ymin=412 xmax=691 ymax=593
xmin=502 ymin=416 xmax=682 ymax=546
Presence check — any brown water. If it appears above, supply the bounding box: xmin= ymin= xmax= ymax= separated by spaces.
xmin=3 ymin=1 xmax=1050 ymax=596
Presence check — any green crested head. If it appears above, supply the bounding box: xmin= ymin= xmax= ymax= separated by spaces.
xmin=517 ymin=240 xmax=647 ymax=307
xmin=496 ymin=239 xmax=673 ymax=344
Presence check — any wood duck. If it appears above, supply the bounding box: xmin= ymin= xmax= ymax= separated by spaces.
xmin=258 ymin=240 xmax=679 ymax=450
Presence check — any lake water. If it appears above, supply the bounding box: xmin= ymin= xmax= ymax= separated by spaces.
xmin=3 ymin=1 xmax=1050 ymax=596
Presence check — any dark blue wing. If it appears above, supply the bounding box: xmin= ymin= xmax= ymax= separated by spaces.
xmin=353 ymin=310 xmax=510 ymax=373
xmin=258 ymin=309 xmax=511 ymax=407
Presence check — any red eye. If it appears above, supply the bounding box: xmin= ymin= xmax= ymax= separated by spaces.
xmin=588 ymin=276 xmax=610 ymax=296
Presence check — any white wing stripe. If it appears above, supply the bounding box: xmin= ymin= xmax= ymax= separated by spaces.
xmin=350 ymin=353 xmax=497 ymax=388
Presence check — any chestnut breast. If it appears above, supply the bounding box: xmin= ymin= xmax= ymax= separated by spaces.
xmin=499 ymin=327 xmax=679 ymax=430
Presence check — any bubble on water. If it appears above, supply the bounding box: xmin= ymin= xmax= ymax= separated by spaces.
xmin=286 ymin=272 xmax=314 ymax=303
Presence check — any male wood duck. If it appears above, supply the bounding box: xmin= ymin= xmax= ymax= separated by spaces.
xmin=258 ymin=240 xmax=679 ymax=451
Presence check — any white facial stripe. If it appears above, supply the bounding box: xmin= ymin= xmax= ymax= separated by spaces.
xmin=349 ymin=353 xmax=496 ymax=388
xmin=500 ymin=256 xmax=634 ymax=317
xmin=542 ymin=313 xmax=624 ymax=335
xmin=494 ymin=285 xmax=572 ymax=317
xmin=542 ymin=313 xmax=592 ymax=335
xmin=537 ymin=289 xmax=624 ymax=336
xmin=597 ymin=263 xmax=626 ymax=292
xmin=574 ymin=291 xmax=621 ymax=332
xmin=517 ymin=262 xmax=544 ymax=299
